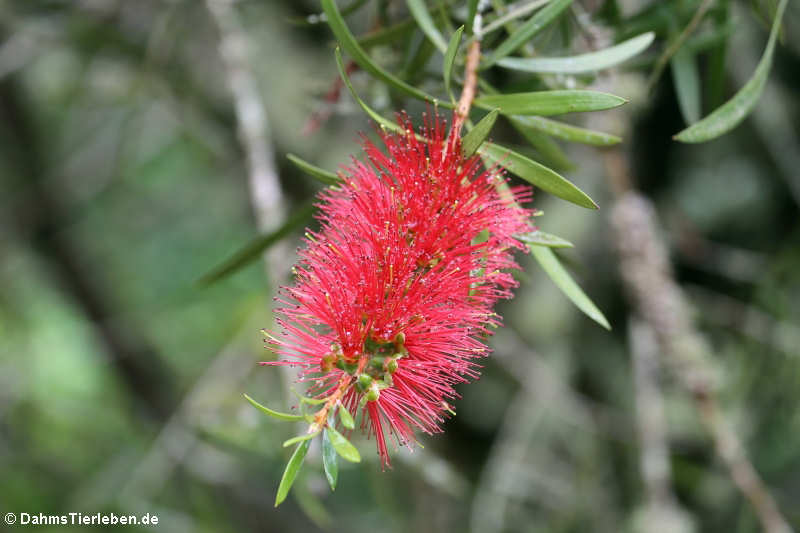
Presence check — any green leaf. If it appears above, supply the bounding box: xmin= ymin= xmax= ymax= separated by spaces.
xmin=335 ymin=47 xmax=402 ymax=133
xmin=674 ymin=0 xmax=787 ymax=143
xmin=484 ymin=0 xmax=574 ymax=66
xmin=358 ymin=19 xmax=416 ymax=49
xmin=197 ymin=203 xmax=314 ymax=286
xmin=243 ymin=393 xmax=305 ymax=422
xmin=443 ymin=25 xmax=464 ymax=97
xmin=530 ymin=246 xmax=610 ymax=329
xmin=475 ymin=90 xmax=626 ymax=116
xmin=509 ymin=117 xmax=574 ymax=171
xmin=338 ymin=405 xmax=355 ymax=430
xmin=406 ymin=0 xmax=448 ymax=53
xmin=283 ymin=431 xmax=320 ymax=448
xmin=510 ymin=116 xmax=621 ymax=146
xmin=496 ymin=32 xmax=654 ymax=73
xmin=518 ymin=230 xmax=574 ymax=248
xmin=321 ymin=0 xmax=451 ymax=107
xmin=327 ymin=426 xmax=361 ymax=463
xmin=480 ymin=142 xmax=598 ymax=209
xmin=670 ymin=48 xmax=701 ymax=125
xmin=466 ymin=0 xmax=479 ymax=35
xmin=322 ymin=430 xmax=339 ymax=491
xmin=287 ymin=154 xmax=340 ymax=185
xmin=462 ymin=109 xmax=499 ymax=157
xmin=275 ymin=439 xmax=311 ymax=506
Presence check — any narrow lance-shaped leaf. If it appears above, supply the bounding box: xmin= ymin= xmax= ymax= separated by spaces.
xmin=518 ymin=230 xmax=574 ymax=248
xmin=474 ymin=91 xmax=626 ymax=116
xmin=484 ymin=0 xmax=574 ymax=66
xmin=243 ymin=394 xmax=305 ymax=422
xmin=327 ymin=426 xmax=361 ymax=463
xmin=406 ymin=0 xmax=448 ymax=53
xmin=466 ymin=0 xmax=479 ymax=35
xmin=338 ymin=405 xmax=355 ymax=430
xmin=511 ymin=115 xmax=621 ymax=146
xmin=322 ymin=429 xmax=339 ymax=491
xmin=670 ymin=48 xmax=701 ymax=125
xmin=530 ymin=245 xmax=610 ymax=329
xmin=321 ymin=0 xmax=452 ymax=107
xmin=509 ymin=117 xmax=574 ymax=171
xmin=283 ymin=431 xmax=321 ymax=448
xmin=496 ymin=32 xmax=655 ymax=73
xmin=358 ymin=18 xmax=416 ymax=50
xmin=275 ymin=439 xmax=312 ymax=507
xmin=287 ymin=154 xmax=341 ymax=185
xmin=480 ymin=142 xmax=598 ymax=209
xmin=674 ymin=0 xmax=787 ymax=143
xmin=443 ymin=26 xmax=464 ymax=98
xmin=462 ymin=109 xmax=499 ymax=157
xmin=197 ymin=203 xmax=315 ymax=286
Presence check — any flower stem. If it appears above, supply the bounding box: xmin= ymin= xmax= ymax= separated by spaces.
xmin=452 ymin=39 xmax=481 ymax=139
xmin=311 ymin=356 xmax=367 ymax=431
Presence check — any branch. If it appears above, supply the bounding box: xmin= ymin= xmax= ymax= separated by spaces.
xmin=607 ymin=158 xmax=792 ymax=533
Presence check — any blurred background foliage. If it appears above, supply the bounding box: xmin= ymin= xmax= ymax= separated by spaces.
xmin=1 ymin=0 xmax=799 ymax=532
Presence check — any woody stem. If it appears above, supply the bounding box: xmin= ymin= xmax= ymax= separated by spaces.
xmin=311 ymin=356 xmax=368 ymax=430
xmin=452 ymin=39 xmax=481 ymax=139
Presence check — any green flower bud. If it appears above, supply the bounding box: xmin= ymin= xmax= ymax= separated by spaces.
xmin=366 ymin=386 xmax=380 ymax=402
xmin=357 ymin=373 xmax=373 ymax=392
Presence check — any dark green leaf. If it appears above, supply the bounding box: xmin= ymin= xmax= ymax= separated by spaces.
xmin=287 ymin=154 xmax=340 ymax=185
xmin=510 ymin=116 xmax=621 ymax=146
xmin=674 ymin=0 xmax=787 ymax=143
xmin=321 ymin=0 xmax=451 ymax=107
xmin=196 ymin=202 xmax=315 ymax=286
xmin=275 ymin=439 xmax=311 ymax=506
xmin=358 ymin=19 xmax=416 ymax=49
xmin=530 ymin=246 xmax=610 ymax=329
xmin=670 ymin=48 xmax=701 ymax=125
xmin=518 ymin=230 xmax=574 ymax=248
xmin=484 ymin=0 xmax=574 ymax=66
xmin=406 ymin=0 xmax=448 ymax=53
xmin=496 ymin=32 xmax=654 ymax=73
xmin=443 ymin=25 xmax=464 ymax=97
xmin=466 ymin=0 xmax=479 ymax=34
xmin=327 ymin=426 xmax=361 ymax=463
xmin=509 ymin=117 xmax=574 ymax=170
xmin=474 ymin=90 xmax=626 ymax=116
xmin=283 ymin=431 xmax=320 ymax=448
xmin=338 ymin=405 xmax=355 ymax=430
xmin=243 ymin=394 xmax=305 ymax=422
xmin=462 ymin=109 xmax=499 ymax=157
xmin=322 ymin=429 xmax=339 ymax=491
xmin=480 ymin=143 xmax=598 ymax=209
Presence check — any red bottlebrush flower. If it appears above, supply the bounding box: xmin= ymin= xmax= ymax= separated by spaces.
xmin=266 ymin=113 xmax=533 ymax=467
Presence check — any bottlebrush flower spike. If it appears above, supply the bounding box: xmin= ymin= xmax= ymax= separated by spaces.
xmin=260 ymin=112 xmax=532 ymax=490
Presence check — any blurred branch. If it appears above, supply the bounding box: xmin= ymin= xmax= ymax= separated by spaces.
xmin=0 ymin=74 xmax=177 ymax=422
xmin=607 ymin=151 xmax=793 ymax=533
xmin=205 ymin=0 xmax=287 ymax=239
xmin=629 ymin=318 xmax=693 ymax=533
xmin=646 ymin=0 xmax=714 ymax=92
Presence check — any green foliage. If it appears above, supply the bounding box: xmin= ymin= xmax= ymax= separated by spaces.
xmin=326 ymin=426 xmax=362 ymax=463
xmin=480 ymin=143 xmax=597 ymax=209
xmin=674 ymin=0 xmax=788 ymax=142
xmin=3 ymin=0 xmax=797 ymax=531
xmin=496 ymin=32 xmax=655 ymax=73
xmin=243 ymin=394 xmax=306 ymax=422
xmin=275 ymin=439 xmax=312 ymax=507
xmin=475 ymin=90 xmax=627 ymax=116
